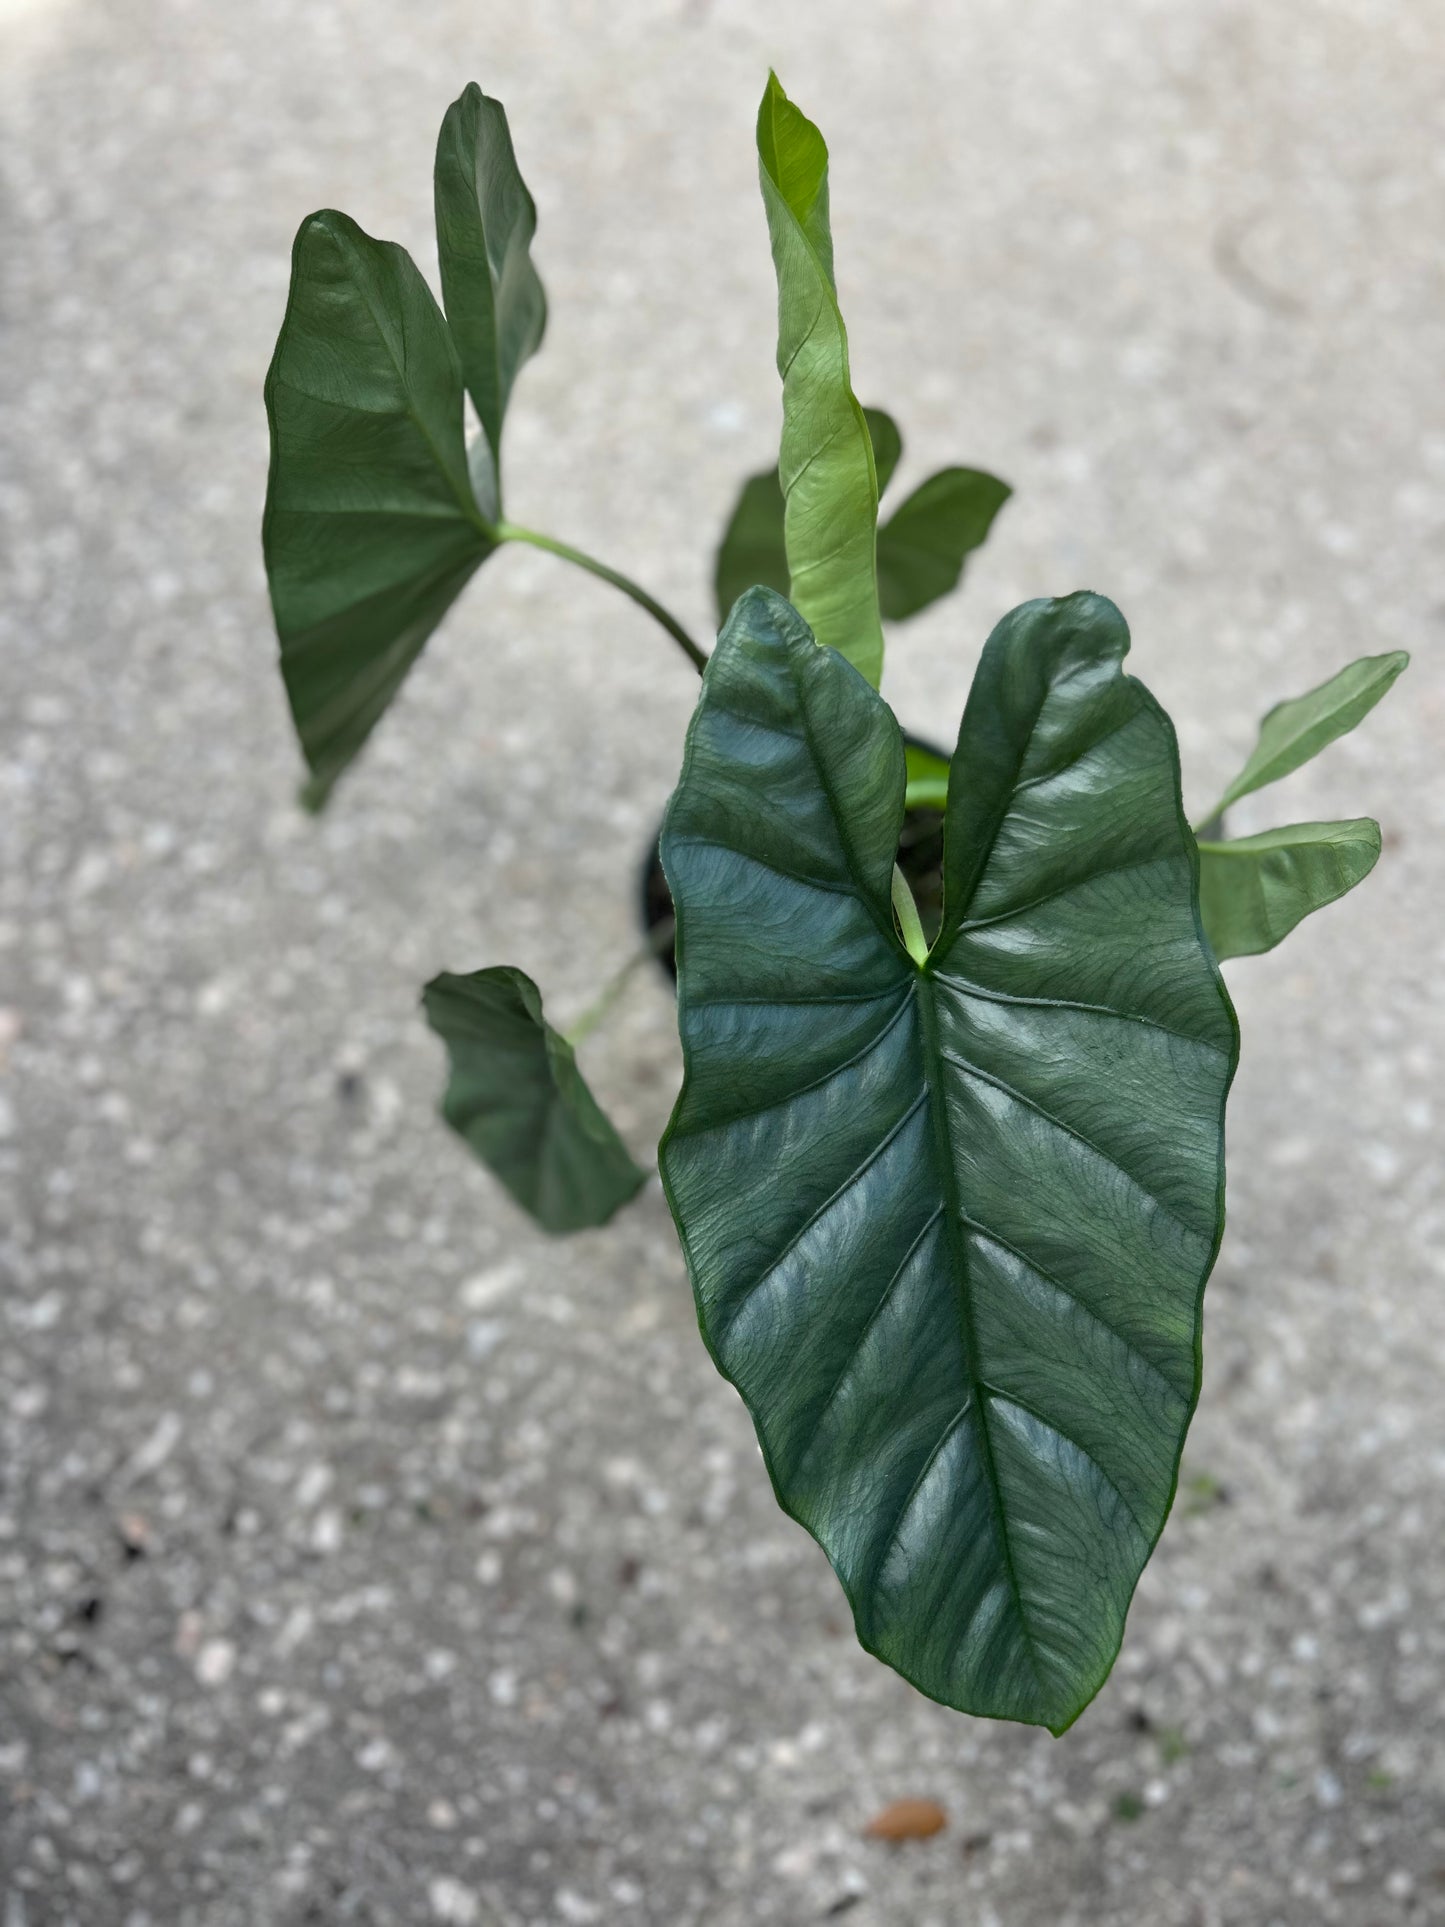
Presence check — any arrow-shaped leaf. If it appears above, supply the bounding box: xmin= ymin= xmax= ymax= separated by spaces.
xmin=434 ymin=82 xmax=547 ymax=506
xmin=1212 ymin=650 xmax=1409 ymax=816
xmin=660 ymin=587 xmax=1237 ymax=1731
xmin=423 ymin=967 xmax=648 ymax=1234
xmin=263 ymin=211 xmax=494 ymax=807
xmin=1198 ymin=819 xmax=1382 ymax=961
xmin=713 ymin=407 xmax=903 ymax=629
xmin=757 ymin=75 xmax=884 ymax=686
xmin=877 ymin=467 xmax=1011 ymax=622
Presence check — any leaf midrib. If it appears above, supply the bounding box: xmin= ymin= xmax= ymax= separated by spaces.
xmin=913 ymin=970 xmax=1049 ymax=1707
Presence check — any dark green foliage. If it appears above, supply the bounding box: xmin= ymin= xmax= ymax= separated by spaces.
xmin=423 ymin=968 xmax=647 ymax=1234
xmin=659 ymin=589 xmax=1237 ymax=1727
xmin=263 ymin=212 xmax=494 ymax=807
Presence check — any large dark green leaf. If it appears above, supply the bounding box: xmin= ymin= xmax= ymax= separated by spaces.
xmin=1198 ymin=819 xmax=1382 ymax=961
xmin=660 ymin=587 xmax=1237 ymax=1731
xmin=1212 ymin=650 xmax=1409 ymax=815
xmin=756 ymin=75 xmax=884 ymax=687
xmin=423 ymin=967 xmax=647 ymax=1234
xmin=263 ymin=211 xmax=494 ymax=807
xmin=434 ymin=82 xmax=547 ymax=501
xmin=877 ymin=467 xmax=1012 ymax=622
xmin=712 ymin=408 xmax=900 ymax=628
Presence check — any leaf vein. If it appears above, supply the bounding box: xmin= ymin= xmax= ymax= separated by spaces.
xmin=717 ymin=1089 xmax=930 ymax=1350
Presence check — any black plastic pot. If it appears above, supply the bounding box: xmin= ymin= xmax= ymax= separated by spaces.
xmin=640 ymin=733 xmax=948 ymax=979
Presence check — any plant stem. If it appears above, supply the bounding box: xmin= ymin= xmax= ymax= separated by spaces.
xmin=904 ymin=776 xmax=949 ymax=813
xmin=495 ymin=521 xmax=707 ymax=675
xmin=565 ymin=917 xmax=676 ymax=1047
xmin=891 ymin=865 xmax=929 ymax=967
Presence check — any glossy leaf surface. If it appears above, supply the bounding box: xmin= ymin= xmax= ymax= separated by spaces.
xmin=661 ymin=587 xmax=1237 ymax=1730
xmin=1198 ymin=819 xmax=1382 ymax=960
xmin=263 ymin=211 xmax=493 ymax=806
xmin=757 ymin=75 xmax=884 ymax=686
xmin=713 ymin=407 xmax=904 ymax=628
xmin=434 ymin=83 xmax=547 ymax=497
xmin=423 ymin=967 xmax=647 ymax=1234
xmin=1214 ymin=650 xmax=1408 ymax=814
xmin=877 ymin=467 xmax=1012 ymax=622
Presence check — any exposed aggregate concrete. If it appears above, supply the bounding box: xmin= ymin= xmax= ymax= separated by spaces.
xmin=2 ymin=1 xmax=1443 ymax=1921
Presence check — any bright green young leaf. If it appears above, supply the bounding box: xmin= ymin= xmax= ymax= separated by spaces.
xmin=1198 ymin=819 xmax=1382 ymax=961
xmin=903 ymin=740 xmax=950 ymax=811
xmin=423 ymin=966 xmax=648 ymax=1234
xmin=1212 ymin=650 xmax=1409 ymax=816
xmin=434 ymin=82 xmax=547 ymax=503
xmin=713 ymin=406 xmax=904 ymax=629
xmin=660 ymin=587 xmax=1237 ymax=1732
xmin=263 ymin=211 xmax=494 ymax=807
xmin=877 ymin=467 xmax=1012 ymax=622
xmin=757 ymin=74 xmax=884 ymax=687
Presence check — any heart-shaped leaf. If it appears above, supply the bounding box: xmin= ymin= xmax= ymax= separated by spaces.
xmin=263 ymin=211 xmax=494 ymax=807
xmin=434 ymin=83 xmax=547 ymax=505
xmin=1198 ymin=819 xmax=1382 ymax=960
xmin=1212 ymin=650 xmax=1409 ymax=816
xmin=660 ymin=587 xmax=1237 ymax=1731
xmin=877 ymin=468 xmax=1011 ymax=622
xmin=757 ymin=75 xmax=884 ymax=687
xmin=423 ymin=967 xmax=648 ymax=1234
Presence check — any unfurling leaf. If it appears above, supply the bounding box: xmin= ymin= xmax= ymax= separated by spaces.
xmin=660 ymin=587 xmax=1237 ymax=1731
xmin=1198 ymin=819 xmax=1382 ymax=961
xmin=756 ymin=75 xmax=884 ymax=687
xmin=877 ymin=467 xmax=1011 ymax=622
xmin=1212 ymin=650 xmax=1409 ymax=816
xmin=713 ymin=407 xmax=904 ymax=629
xmin=423 ymin=967 xmax=647 ymax=1234
xmin=263 ymin=211 xmax=494 ymax=807
xmin=434 ymin=82 xmax=547 ymax=509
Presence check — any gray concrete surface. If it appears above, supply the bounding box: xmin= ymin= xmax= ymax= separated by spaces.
xmin=2 ymin=1 xmax=1443 ymax=1921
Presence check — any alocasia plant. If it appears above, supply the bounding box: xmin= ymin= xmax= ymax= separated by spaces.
xmin=261 ymin=72 xmax=1407 ymax=1727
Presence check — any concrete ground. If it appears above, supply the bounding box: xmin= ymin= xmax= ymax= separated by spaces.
xmin=2 ymin=0 xmax=1443 ymax=1921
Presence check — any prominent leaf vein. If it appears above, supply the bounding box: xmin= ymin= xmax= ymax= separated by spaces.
xmin=939 ymin=1048 xmax=1206 ymax=1244
xmin=984 ymin=1388 xmax=1149 ymax=1541
xmin=930 ymin=971 xmax=1228 ymax=1056
xmin=957 ymin=1214 xmax=1191 ymax=1407
xmin=959 ymin=854 xmax=1175 ymax=934
xmin=718 ymin=1089 xmax=930 ymax=1348
xmin=789 ymin=1205 xmax=946 ymax=1480
xmin=697 ymin=989 xmax=913 ymax=1131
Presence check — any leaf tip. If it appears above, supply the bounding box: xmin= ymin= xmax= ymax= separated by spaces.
xmin=298 ymin=768 xmax=336 ymax=815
